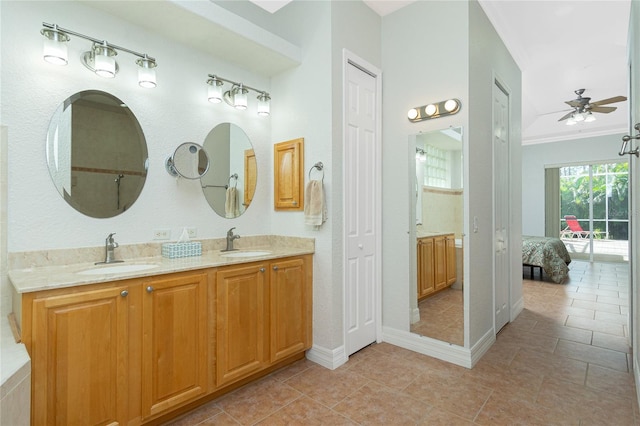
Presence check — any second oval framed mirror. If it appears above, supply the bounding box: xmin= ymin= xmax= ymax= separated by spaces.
xmin=200 ymin=123 xmax=256 ymax=218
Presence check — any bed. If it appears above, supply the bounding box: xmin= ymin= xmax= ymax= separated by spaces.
xmin=522 ymin=235 xmax=572 ymax=283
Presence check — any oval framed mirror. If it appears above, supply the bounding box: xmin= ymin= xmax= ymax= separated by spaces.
xmin=200 ymin=123 xmax=256 ymax=218
xmin=45 ymin=90 xmax=148 ymax=218
xmin=165 ymin=142 xmax=210 ymax=179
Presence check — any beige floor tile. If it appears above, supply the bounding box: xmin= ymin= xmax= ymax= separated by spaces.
xmin=215 ymin=377 xmax=302 ymax=425
xmin=566 ymin=315 xmax=625 ymax=336
xmin=591 ymin=331 xmax=632 ymax=353
xmin=475 ymin=392 xmax=577 ymax=426
xmin=530 ymin=320 xmax=593 ymax=344
xmin=509 ymin=348 xmax=588 ymax=385
xmin=417 ymin=406 xmax=474 ymax=425
xmin=167 ymin=401 xmax=223 ymax=426
xmin=346 ymin=349 xmax=423 ymax=390
xmin=403 ymin=372 xmax=492 ymax=420
xmin=199 ymin=412 xmax=241 ymax=425
xmin=555 ymin=339 xmax=628 ymax=372
xmin=255 ymin=396 xmax=356 ymax=425
xmin=284 ymin=365 xmax=369 ymax=407
xmin=332 ymin=383 xmax=431 ymax=425
xmin=595 ymin=310 xmax=629 ymax=325
xmin=571 ymin=299 xmax=621 ymax=314
xmin=586 ymin=364 xmax=636 ymax=396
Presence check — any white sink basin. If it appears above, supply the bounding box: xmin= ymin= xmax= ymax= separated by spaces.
xmin=78 ymin=263 xmax=159 ymax=275
xmin=220 ymin=251 xmax=272 ymax=258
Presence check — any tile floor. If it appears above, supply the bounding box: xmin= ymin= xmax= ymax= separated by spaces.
xmin=411 ymin=287 xmax=463 ymax=346
xmin=167 ymin=260 xmax=638 ymax=425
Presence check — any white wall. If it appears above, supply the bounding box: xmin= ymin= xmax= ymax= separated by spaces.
xmin=522 ymin=133 xmax=627 ymax=236
xmin=1 ymin=1 xmax=272 ymax=254
xmin=468 ymin=0 xmax=522 ymax=345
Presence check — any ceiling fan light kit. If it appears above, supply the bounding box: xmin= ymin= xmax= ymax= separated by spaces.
xmin=558 ymin=89 xmax=627 ymax=126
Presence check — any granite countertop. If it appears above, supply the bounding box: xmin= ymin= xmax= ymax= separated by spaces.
xmin=9 ymin=236 xmax=314 ymax=294
xmin=416 ymin=231 xmax=454 ymax=239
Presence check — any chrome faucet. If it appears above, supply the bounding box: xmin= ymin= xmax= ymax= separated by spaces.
xmin=222 ymin=227 xmax=240 ymax=252
xmin=96 ymin=233 xmax=124 ymax=265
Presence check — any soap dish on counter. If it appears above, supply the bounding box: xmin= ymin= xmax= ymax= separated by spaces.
xmin=162 ymin=242 xmax=202 ymax=258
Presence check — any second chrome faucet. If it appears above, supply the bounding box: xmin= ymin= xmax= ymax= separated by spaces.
xmin=222 ymin=227 xmax=240 ymax=252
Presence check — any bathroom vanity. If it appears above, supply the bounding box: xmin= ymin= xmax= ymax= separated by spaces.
xmin=416 ymin=232 xmax=456 ymax=300
xmin=9 ymin=236 xmax=313 ymax=425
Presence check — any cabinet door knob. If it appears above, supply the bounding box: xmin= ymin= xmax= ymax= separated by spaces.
xmin=292 ymin=201 xmax=297 ymax=205
xmin=273 ymin=266 xmax=279 ymax=271
xmin=260 ymin=268 xmax=266 ymax=273
xmin=120 ymin=290 xmax=128 ymax=297
xmin=146 ymin=286 xmax=154 ymax=293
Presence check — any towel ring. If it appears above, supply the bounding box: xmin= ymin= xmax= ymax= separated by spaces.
xmin=308 ymin=162 xmax=324 ymax=183
xmin=228 ymin=173 xmax=238 ymax=188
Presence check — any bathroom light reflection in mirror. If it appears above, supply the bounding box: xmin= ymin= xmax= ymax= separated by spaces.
xmin=410 ymin=126 xmax=464 ymax=346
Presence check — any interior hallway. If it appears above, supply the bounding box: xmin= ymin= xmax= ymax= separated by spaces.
xmin=166 ymin=260 xmax=638 ymax=425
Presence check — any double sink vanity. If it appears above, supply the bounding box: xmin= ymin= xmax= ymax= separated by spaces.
xmin=9 ymin=235 xmax=314 ymax=425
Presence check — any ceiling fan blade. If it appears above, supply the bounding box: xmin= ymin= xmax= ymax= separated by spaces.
xmin=590 ymin=96 xmax=627 ymax=106
xmin=558 ymin=111 xmax=574 ymax=121
xmin=565 ymin=100 xmax=582 ymax=107
xmin=589 ymin=105 xmax=617 ymax=113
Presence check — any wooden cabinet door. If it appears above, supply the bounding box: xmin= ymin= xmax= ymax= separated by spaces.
xmin=142 ymin=272 xmax=208 ymax=419
xmin=445 ymin=235 xmax=457 ymax=285
xmin=433 ymin=235 xmax=448 ymax=291
xmin=216 ymin=263 xmax=268 ymax=386
xmin=269 ymin=256 xmax=312 ymax=363
xmin=31 ymin=285 xmax=130 ymax=426
xmin=417 ymin=238 xmax=435 ymax=299
xmin=274 ymin=138 xmax=304 ymax=210
xmin=244 ymin=148 xmax=256 ymax=207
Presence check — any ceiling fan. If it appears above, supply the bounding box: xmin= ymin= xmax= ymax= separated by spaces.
xmin=558 ymin=89 xmax=627 ymax=124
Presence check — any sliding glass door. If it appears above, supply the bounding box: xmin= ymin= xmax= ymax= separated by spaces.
xmin=555 ymin=162 xmax=629 ymax=261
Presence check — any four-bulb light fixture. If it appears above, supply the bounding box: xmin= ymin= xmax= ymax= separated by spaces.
xmin=407 ymin=98 xmax=461 ymax=122
xmin=565 ymin=108 xmax=596 ymax=126
xmin=40 ymin=22 xmax=157 ymax=88
xmin=206 ymin=74 xmax=271 ymax=116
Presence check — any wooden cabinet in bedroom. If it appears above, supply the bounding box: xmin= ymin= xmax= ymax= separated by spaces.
xmin=417 ymin=233 xmax=457 ymax=300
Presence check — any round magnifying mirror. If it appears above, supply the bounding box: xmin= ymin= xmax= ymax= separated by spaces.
xmin=200 ymin=123 xmax=256 ymax=218
xmin=45 ymin=90 xmax=148 ymax=218
xmin=165 ymin=142 xmax=210 ymax=179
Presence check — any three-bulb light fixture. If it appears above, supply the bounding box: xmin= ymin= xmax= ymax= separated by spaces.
xmin=407 ymin=98 xmax=461 ymax=122
xmin=206 ymin=74 xmax=271 ymax=116
xmin=40 ymin=22 xmax=157 ymax=88
xmin=565 ymin=108 xmax=596 ymax=126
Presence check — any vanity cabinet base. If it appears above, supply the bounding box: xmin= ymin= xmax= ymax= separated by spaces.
xmin=20 ymin=254 xmax=313 ymax=426
xmin=417 ymin=234 xmax=457 ymax=300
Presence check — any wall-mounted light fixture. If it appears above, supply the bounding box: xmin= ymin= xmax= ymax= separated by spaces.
xmin=40 ymin=22 xmax=158 ymax=88
xmin=407 ymin=98 xmax=461 ymax=122
xmin=207 ymin=74 xmax=270 ymax=116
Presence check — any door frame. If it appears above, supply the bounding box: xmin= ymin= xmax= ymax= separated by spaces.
xmin=492 ymin=73 xmax=512 ymax=333
xmin=342 ymin=49 xmax=383 ymax=355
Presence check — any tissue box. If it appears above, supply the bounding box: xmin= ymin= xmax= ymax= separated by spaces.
xmin=162 ymin=242 xmax=202 ymax=258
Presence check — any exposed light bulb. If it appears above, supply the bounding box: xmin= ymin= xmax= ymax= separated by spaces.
xmin=407 ymin=108 xmax=419 ymax=120
xmin=424 ymin=104 xmax=437 ymax=116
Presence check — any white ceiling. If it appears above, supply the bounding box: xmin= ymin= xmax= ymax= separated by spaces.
xmin=87 ymin=0 xmax=632 ymax=145
xmin=252 ymin=0 xmax=632 ymax=145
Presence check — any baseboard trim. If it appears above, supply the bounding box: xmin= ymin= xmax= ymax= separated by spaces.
xmin=469 ymin=327 xmax=496 ymax=367
xmin=511 ymin=296 xmax=524 ymax=321
xmin=306 ymin=344 xmax=348 ymax=370
xmin=382 ymin=326 xmax=473 ymax=368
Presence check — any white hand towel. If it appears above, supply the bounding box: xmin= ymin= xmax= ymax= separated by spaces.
xmin=304 ymin=180 xmax=327 ymax=227
xmin=225 ymin=187 xmax=240 ymax=218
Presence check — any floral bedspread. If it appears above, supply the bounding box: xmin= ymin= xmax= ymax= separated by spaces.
xmin=522 ymin=236 xmax=572 ymax=283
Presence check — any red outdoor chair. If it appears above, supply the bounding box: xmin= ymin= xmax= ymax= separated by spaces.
xmin=561 ymin=215 xmax=591 ymax=239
